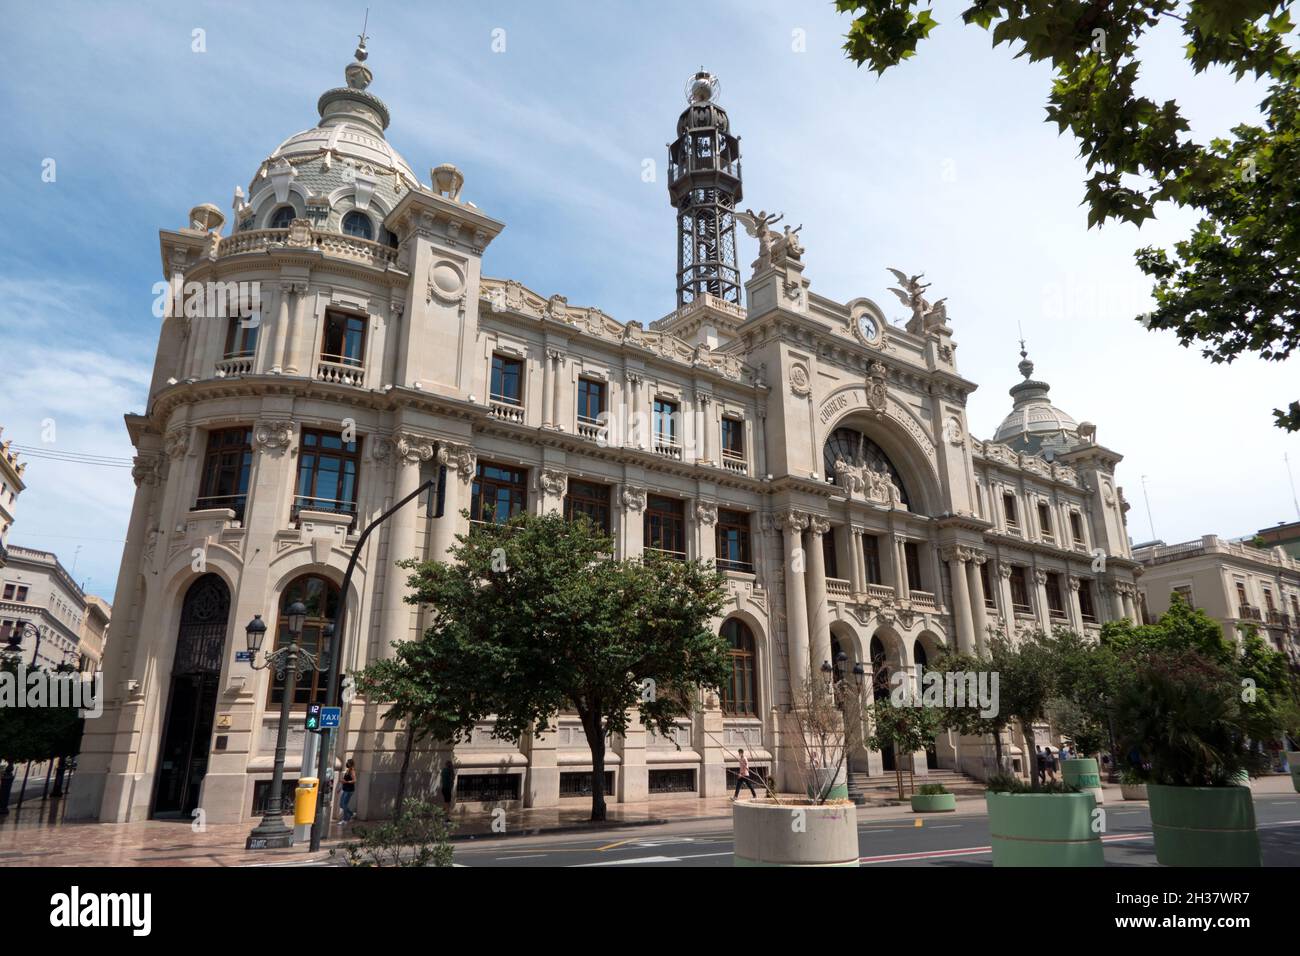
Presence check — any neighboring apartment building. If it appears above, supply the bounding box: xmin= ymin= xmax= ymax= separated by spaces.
xmin=70 ymin=48 xmax=1142 ymax=826
xmin=0 ymin=428 xmax=25 ymax=571
xmin=0 ymin=545 xmax=86 ymax=669
xmin=78 ymin=594 xmax=111 ymax=671
xmin=1256 ymin=519 xmax=1300 ymax=562
xmin=1134 ymin=535 xmax=1300 ymax=661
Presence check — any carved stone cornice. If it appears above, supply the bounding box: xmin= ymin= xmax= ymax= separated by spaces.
xmin=435 ymin=440 xmax=475 ymax=481
xmin=536 ymin=468 xmax=568 ymax=497
xmin=252 ymin=419 xmax=295 ymax=454
xmin=163 ymin=426 xmax=192 ymax=460
xmin=621 ymin=485 xmax=647 ymax=512
xmin=385 ymin=431 xmax=435 ymax=466
xmin=131 ymin=453 xmax=165 ymax=487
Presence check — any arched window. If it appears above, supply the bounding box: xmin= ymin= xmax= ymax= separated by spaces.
xmin=721 ymin=618 xmax=757 ymax=716
xmin=870 ymin=635 xmax=890 ymax=702
xmin=269 ymin=205 xmax=296 ymax=229
xmin=822 ymin=427 xmax=911 ymax=508
xmin=341 ymin=211 xmax=373 ymax=241
xmin=914 ymin=640 xmax=928 ymax=673
xmin=267 ymin=573 xmax=339 ymax=708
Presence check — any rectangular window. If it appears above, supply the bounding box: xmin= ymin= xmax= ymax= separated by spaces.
xmin=821 ymin=530 xmax=838 ymax=580
xmin=1069 ymin=511 xmax=1085 ymax=548
xmin=721 ymin=417 xmax=744 ymax=460
xmin=904 ymin=542 xmax=923 ymax=591
xmin=715 ymin=509 xmax=753 ymax=573
xmin=1037 ymin=502 xmax=1053 ymax=541
xmin=10 ymin=585 xmax=28 ymax=603
xmin=293 ymin=429 xmax=361 ymax=523
xmin=1009 ymin=566 xmax=1032 ymax=615
xmin=1079 ymin=581 xmax=1097 ymax=623
xmin=1264 ymin=588 xmax=1276 ymax=611
xmin=224 ymin=316 xmax=258 ymax=358
xmin=648 ymin=769 xmax=696 ymax=794
xmin=653 ymin=398 xmax=679 ymax=445
xmin=471 ymin=462 xmax=528 ymax=524
xmin=321 ymin=310 xmax=366 ymax=367
xmin=2 ymin=584 xmax=11 ymax=601
xmin=564 ymin=479 xmax=611 ymax=534
xmin=979 ymin=560 xmax=997 ymax=609
xmin=490 ymin=353 xmax=524 ymax=406
xmin=455 ymin=773 xmax=521 ymax=802
xmin=576 ymin=377 xmax=606 ymax=423
xmin=862 ymin=535 xmax=882 ymax=585
xmin=644 ymin=495 xmax=686 ymax=558
xmin=196 ymin=426 xmax=253 ymax=519
xmin=559 ymin=771 xmax=616 ymax=798
xmin=1172 ymin=585 xmax=1194 ymax=609
xmin=1045 ymin=572 xmax=1067 ymax=619
xmin=1003 ymin=493 xmax=1019 ymax=531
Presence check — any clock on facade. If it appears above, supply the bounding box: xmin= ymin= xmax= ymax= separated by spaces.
xmin=850 ymin=304 xmax=884 ymax=347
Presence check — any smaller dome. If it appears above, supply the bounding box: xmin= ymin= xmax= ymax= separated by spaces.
xmin=992 ymin=345 xmax=1082 ymax=458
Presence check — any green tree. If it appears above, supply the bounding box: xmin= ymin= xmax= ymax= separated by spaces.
xmin=863 ymin=695 xmax=945 ymax=798
xmin=989 ymin=633 xmax=1059 ymax=784
xmin=931 ymin=650 xmax=1014 ymax=771
xmin=0 ymin=658 xmax=85 ymax=769
xmin=837 ymin=1 xmax=1300 ymax=430
xmin=402 ymin=511 xmax=730 ymax=821
xmin=353 ymin=637 xmax=470 ymax=818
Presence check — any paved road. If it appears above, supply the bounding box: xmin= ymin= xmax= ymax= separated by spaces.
xmin=451 ymin=793 xmax=1300 ymax=867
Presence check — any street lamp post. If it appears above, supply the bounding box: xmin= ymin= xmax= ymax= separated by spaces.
xmin=0 ymin=628 xmax=26 ymax=815
xmin=245 ymin=604 xmax=324 ymax=850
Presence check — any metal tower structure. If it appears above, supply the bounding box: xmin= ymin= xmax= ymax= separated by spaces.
xmin=668 ymin=70 xmax=743 ymax=308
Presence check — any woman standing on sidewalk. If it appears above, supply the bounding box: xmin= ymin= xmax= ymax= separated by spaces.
xmin=338 ymin=758 xmax=357 ymax=824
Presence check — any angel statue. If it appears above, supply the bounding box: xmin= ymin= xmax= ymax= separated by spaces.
xmin=886 ymin=268 xmax=949 ymax=332
xmin=736 ymin=209 xmax=784 ymax=265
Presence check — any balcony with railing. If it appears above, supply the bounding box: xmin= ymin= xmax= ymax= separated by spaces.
xmin=1239 ymin=604 xmax=1263 ymax=621
xmin=194 ymin=494 xmax=248 ymax=523
xmin=577 ymin=416 xmax=602 ymax=441
xmin=316 ymin=355 xmax=364 ymax=386
xmin=216 ymin=352 xmax=255 ymax=377
xmin=292 ymin=495 xmax=358 ymax=528
xmin=910 ymin=590 xmax=938 ymax=611
xmin=217 ymin=227 xmax=399 ymax=270
xmin=865 ymin=583 xmax=894 ymax=603
xmin=653 ymin=437 xmax=683 ymax=460
xmin=826 ymin=577 xmax=852 ymax=599
xmin=488 ymin=398 xmax=525 ymax=424
xmin=721 ymin=449 xmax=747 ymax=474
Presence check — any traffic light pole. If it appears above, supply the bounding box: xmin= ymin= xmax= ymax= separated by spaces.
xmin=309 ymin=472 xmax=441 ymax=852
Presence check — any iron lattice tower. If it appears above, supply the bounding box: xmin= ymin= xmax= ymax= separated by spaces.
xmin=668 ymin=70 xmax=743 ymax=308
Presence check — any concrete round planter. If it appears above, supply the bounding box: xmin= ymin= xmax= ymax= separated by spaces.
xmin=732 ymin=799 xmax=859 ymax=867
xmin=1120 ymin=782 xmax=1148 ymax=801
xmin=1061 ymin=758 xmax=1104 ymax=805
xmin=986 ymin=791 xmax=1103 ymax=867
xmin=1147 ymin=784 xmax=1260 ymax=867
xmin=910 ymin=792 xmax=956 ymax=813
xmin=1287 ymin=753 xmax=1300 ymax=793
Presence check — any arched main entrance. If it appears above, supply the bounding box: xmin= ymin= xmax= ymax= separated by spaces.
xmin=152 ymin=574 xmax=231 ymax=818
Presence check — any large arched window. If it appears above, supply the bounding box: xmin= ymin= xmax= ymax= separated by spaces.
xmin=870 ymin=635 xmax=891 ymax=702
xmin=822 ymin=427 xmax=911 ymax=508
xmin=341 ymin=211 xmax=373 ymax=240
xmin=269 ymin=205 xmax=296 ymax=229
xmin=721 ymin=618 xmax=757 ymax=716
xmin=267 ymin=573 xmax=339 ymax=708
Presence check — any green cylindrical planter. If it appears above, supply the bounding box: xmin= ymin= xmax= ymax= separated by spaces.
xmin=1147 ymin=784 xmax=1261 ymax=867
xmin=1062 ymin=758 xmax=1104 ymax=805
xmin=986 ymin=792 xmax=1103 ymax=867
xmin=911 ymin=793 xmax=956 ymax=812
xmin=1287 ymin=753 xmax=1300 ymax=793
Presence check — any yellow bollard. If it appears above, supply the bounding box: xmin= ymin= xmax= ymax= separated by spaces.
xmin=294 ymin=778 xmax=319 ymax=826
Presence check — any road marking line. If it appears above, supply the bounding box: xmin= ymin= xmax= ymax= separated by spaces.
xmin=575 ymin=851 xmax=733 ymax=866
xmin=497 ymin=853 xmax=546 ymax=860
xmin=595 ymin=839 xmax=632 ymax=851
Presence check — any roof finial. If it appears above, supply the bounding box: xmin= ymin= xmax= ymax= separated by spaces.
xmin=345 ymin=11 xmax=374 ymax=91
xmin=356 ymin=7 xmax=370 ymax=61
xmin=1016 ymin=323 xmax=1034 ymax=379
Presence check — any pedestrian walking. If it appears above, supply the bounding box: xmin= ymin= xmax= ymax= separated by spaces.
xmin=338 ymin=757 xmax=357 ymax=824
xmin=1059 ymin=743 xmax=1072 ymax=762
xmin=1035 ymin=745 xmax=1047 ymax=785
xmin=732 ymin=748 xmax=757 ymax=800
xmin=1046 ymin=746 xmax=1059 ymax=782
xmin=439 ymin=756 xmax=455 ymax=805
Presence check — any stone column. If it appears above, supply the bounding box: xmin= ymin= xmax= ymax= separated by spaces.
xmin=997 ymin=562 xmax=1016 ymax=639
xmin=536 ymin=468 xmax=567 ymax=515
xmin=381 ymin=432 xmax=434 ymax=656
xmin=625 ymin=371 xmax=643 ymax=450
xmin=1033 ymin=569 xmax=1052 ymax=632
xmin=541 ymin=347 xmax=555 ymax=428
xmin=806 ymin=516 xmax=831 ymax=673
xmin=782 ymin=511 xmax=811 ymax=691
xmin=847 ymin=528 xmax=864 ymax=596
xmin=524 ymin=720 xmax=560 ymax=808
xmin=1107 ymin=580 xmax=1125 ymax=622
xmin=893 ymin=534 xmax=910 ymax=601
xmin=696 ymin=392 xmax=713 ymax=464
xmin=945 ymin=547 xmax=976 ymax=654
xmin=1067 ymin=575 xmax=1084 ymax=631
xmin=546 ymin=349 xmax=564 ymax=429
xmin=968 ymin=556 xmax=990 ymax=656
xmin=271 ymin=281 xmax=292 ymax=373
xmin=1121 ymin=585 xmax=1137 ymax=621
xmin=433 ymin=442 xmax=475 ymax=561
xmin=618 ymin=485 xmax=647 ymax=559
xmin=284 ymin=281 xmax=308 ymax=374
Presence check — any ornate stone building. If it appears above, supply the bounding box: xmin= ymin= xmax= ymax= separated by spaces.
xmin=70 ymin=50 xmax=1141 ymax=824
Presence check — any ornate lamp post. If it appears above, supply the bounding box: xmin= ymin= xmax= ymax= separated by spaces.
xmin=245 ymin=603 xmax=324 ymax=849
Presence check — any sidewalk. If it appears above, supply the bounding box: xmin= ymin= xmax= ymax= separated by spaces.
xmin=0 ymin=775 xmax=1290 ymax=866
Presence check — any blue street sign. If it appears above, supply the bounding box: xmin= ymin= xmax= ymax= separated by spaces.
xmin=235 ymin=650 xmax=252 ymax=662
xmin=320 ymin=706 xmax=342 ymax=729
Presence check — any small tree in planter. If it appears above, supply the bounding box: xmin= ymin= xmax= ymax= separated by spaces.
xmin=990 ymin=634 xmax=1058 ymax=785
xmin=862 ymin=696 xmax=944 ymax=800
xmin=932 ymin=650 xmax=1013 ymax=775
xmin=1114 ymin=647 xmax=1265 ymax=866
xmin=983 ymin=772 xmax=1102 ymax=866
xmin=732 ymin=676 xmax=859 ymax=867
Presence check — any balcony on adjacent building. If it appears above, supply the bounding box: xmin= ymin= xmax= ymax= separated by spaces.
xmin=1238 ymin=604 xmax=1263 ymax=621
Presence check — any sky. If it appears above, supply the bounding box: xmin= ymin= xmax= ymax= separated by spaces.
xmin=1 ymin=0 xmax=1298 ymax=600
